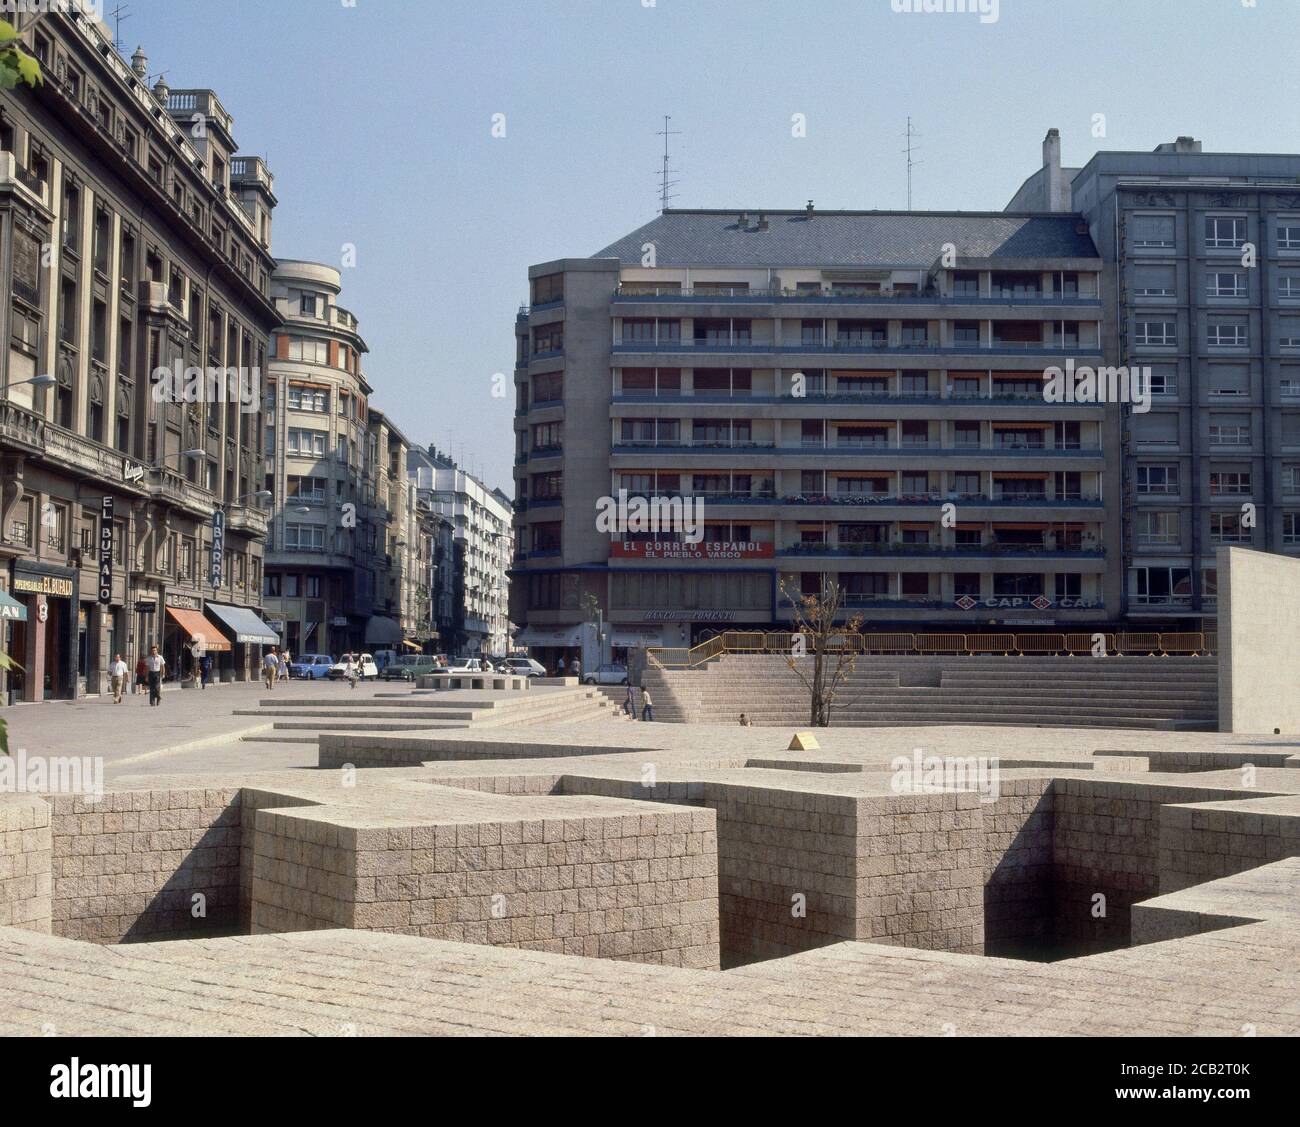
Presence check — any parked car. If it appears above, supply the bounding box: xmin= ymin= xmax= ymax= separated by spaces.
xmin=289 ymin=654 xmax=334 ymax=680
xmin=584 ymin=663 xmax=629 ymax=686
xmin=371 ymin=649 xmax=399 ymax=672
xmin=380 ymin=654 xmax=443 ymax=682
xmin=328 ymin=653 xmax=379 ymax=681
xmin=500 ymin=656 xmax=546 ymax=678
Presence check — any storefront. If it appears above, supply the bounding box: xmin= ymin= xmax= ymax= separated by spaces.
xmin=0 ymin=587 xmax=29 ymax=706
xmin=204 ymin=602 xmax=279 ymax=682
xmin=7 ymin=562 xmax=78 ymax=702
xmin=163 ymin=595 xmax=232 ymax=684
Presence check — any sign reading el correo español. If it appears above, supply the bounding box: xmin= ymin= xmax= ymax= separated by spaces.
xmin=612 ymin=540 xmax=774 ymax=561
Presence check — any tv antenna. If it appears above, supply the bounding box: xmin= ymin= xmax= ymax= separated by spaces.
xmin=108 ymin=4 xmax=131 ymax=55
xmin=656 ymin=115 xmax=681 ymax=213
xmin=902 ymin=117 xmax=922 ymax=210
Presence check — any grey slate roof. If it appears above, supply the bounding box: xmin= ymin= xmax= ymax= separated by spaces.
xmin=593 ymin=210 xmax=1098 ymax=268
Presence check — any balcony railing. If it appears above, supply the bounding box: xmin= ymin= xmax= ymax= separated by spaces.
xmin=612 ymin=340 xmax=1101 ymax=358
xmin=778 ymin=542 xmax=1104 ymax=559
xmin=613 ymin=286 xmax=1101 ymax=306
xmin=613 ymin=443 xmax=1102 ymax=458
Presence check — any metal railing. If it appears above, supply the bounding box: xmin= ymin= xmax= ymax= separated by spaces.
xmin=646 ymin=630 xmax=1218 ymax=668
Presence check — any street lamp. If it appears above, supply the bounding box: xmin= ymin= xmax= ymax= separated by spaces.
xmin=1 ymin=372 xmax=56 ymax=399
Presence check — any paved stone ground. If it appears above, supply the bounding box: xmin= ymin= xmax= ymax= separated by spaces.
xmin=2 ymin=858 xmax=1297 ymax=1036
xmin=2 ymin=688 xmax=1298 ymax=1036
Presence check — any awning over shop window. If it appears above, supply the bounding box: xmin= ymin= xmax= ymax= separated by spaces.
xmin=401 ymin=639 xmax=421 ymax=651
xmin=364 ymin=616 xmax=402 ymax=646
xmin=514 ymin=626 xmax=583 ymax=648
xmin=206 ymin=603 xmax=280 ymax=645
xmin=165 ymin=607 xmax=232 ymax=652
xmin=0 ymin=589 xmax=27 ymax=622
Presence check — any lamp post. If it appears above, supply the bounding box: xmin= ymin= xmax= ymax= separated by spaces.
xmin=1 ymin=372 xmax=56 ymax=398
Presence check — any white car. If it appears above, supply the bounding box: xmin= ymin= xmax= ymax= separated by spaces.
xmin=328 ymin=652 xmax=379 ymax=681
xmin=584 ymin=663 xmax=629 ymax=686
xmin=500 ymin=657 xmax=546 ymax=678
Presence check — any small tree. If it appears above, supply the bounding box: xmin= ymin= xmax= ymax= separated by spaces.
xmin=0 ymin=20 xmax=45 ymax=91
xmin=778 ymin=576 xmax=863 ymax=727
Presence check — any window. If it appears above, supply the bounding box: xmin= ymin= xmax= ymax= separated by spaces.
xmin=1136 ymin=320 xmax=1176 ymax=347
xmin=287 ymin=476 xmax=327 ymax=503
xmin=531 ymin=273 xmax=563 ymax=305
xmin=1055 ymin=574 xmax=1082 ymax=599
xmin=1210 ymin=511 xmax=1249 ymax=543
xmin=92 ymin=208 xmax=111 ymax=275
xmin=952 ymin=272 xmax=979 ymax=296
xmin=1209 ymin=471 xmax=1251 ymax=495
xmin=952 ymin=321 xmax=979 ymax=345
xmin=1207 ymin=271 xmax=1247 ymax=299
xmin=299 ymin=292 xmax=317 ymax=316
xmin=1138 ymin=511 xmax=1180 ymax=546
xmin=1207 ymin=321 xmax=1247 ymax=348
xmin=286 ymin=429 xmax=327 ymax=457
xmin=1206 ymin=216 xmax=1246 ymax=250
xmin=952 ymin=472 xmax=981 ymax=497
xmin=44 ymin=504 xmax=67 ymax=552
xmin=1209 ymin=423 xmax=1250 ymax=446
xmin=1277 ymin=223 xmax=1300 ymax=251
xmin=1131 ymin=215 xmax=1175 ymax=248
xmin=532 ymin=421 xmax=563 ymax=450
xmin=1137 ymin=464 xmax=1180 ymax=494
xmin=1284 ymin=465 xmax=1300 ymax=495
xmin=532 ymin=324 xmax=564 ymax=355
xmin=953 ymin=421 xmax=981 ymax=448
xmin=287 ymin=386 xmax=329 ymax=413
xmin=1279 ymin=275 xmax=1300 ymax=300
xmin=1145 ymin=367 xmax=1177 ymax=396
xmin=1284 ymin=513 xmax=1300 ymax=544
xmin=1132 ymin=565 xmax=1192 ymax=605
xmin=1132 ymin=264 xmax=1175 ymax=297
xmin=288 ymin=339 xmax=328 ymax=364
xmin=62 ymin=180 xmax=80 ymax=250
xmin=993 ymin=574 xmax=1043 ymax=597
xmin=285 ymin=525 xmax=325 ymax=551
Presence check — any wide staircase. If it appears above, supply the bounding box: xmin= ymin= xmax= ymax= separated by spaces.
xmin=641 ymin=654 xmax=1219 ymax=730
xmin=235 ymin=684 xmax=618 ymax=745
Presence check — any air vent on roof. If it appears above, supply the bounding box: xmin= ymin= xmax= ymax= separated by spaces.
xmin=757 ymin=213 xmax=769 ymax=231
xmin=805 ymin=200 xmax=815 ymax=219
xmin=738 ymin=211 xmax=749 ymax=230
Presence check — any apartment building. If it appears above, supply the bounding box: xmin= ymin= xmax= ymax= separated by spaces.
xmin=408 ymin=447 xmax=512 ymax=656
xmin=1011 ymin=131 xmax=1300 ymax=628
xmin=510 ymin=208 xmax=1115 ymax=654
xmin=263 ymin=262 xmax=435 ymax=655
xmin=1 ymin=11 xmax=279 ymax=700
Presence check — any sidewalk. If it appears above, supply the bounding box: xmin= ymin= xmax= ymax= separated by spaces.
xmin=1 ymin=679 xmax=394 ymax=774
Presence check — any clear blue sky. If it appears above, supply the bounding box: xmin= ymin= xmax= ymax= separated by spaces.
xmin=123 ymin=0 xmax=1299 ymax=492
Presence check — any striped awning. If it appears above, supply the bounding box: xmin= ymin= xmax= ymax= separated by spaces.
xmin=166 ymin=607 xmax=232 ymax=652
xmin=0 ymin=589 xmax=27 ymax=622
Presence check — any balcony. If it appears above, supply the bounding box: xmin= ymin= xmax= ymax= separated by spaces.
xmin=778 ymin=542 xmax=1104 ymax=560
xmin=225 ymin=505 xmax=269 ymax=537
xmin=610 ymin=388 xmax=1097 ymax=408
xmin=613 ymin=286 xmax=1101 ymax=307
xmin=613 ymin=339 xmax=1100 ymax=360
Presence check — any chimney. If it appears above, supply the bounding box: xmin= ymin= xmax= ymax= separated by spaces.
xmin=152 ymin=74 xmax=170 ymax=103
xmin=1043 ymin=128 xmax=1064 ymax=212
xmin=805 ymin=200 xmax=815 ymax=219
xmin=1176 ymin=135 xmax=1202 ymax=153
xmin=757 ymin=213 xmax=769 ymax=232
xmin=130 ymin=46 xmax=148 ymax=78
xmin=738 ymin=211 xmax=749 ymax=230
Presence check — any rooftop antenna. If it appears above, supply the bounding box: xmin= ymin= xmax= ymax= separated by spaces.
xmin=656 ymin=115 xmax=681 ymax=213
xmin=902 ymin=117 xmax=922 ymax=210
xmin=108 ymin=4 xmax=131 ymax=55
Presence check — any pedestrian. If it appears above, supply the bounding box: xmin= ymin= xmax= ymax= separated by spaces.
xmin=135 ymin=654 xmax=148 ymax=696
xmin=199 ymin=652 xmax=213 ymax=690
xmin=623 ymin=683 xmax=636 ymax=717
xmin=641 ymin=686 xmax=654 ymax=722
xmin=571 ymin=657 xmax=582 ymax=681
xmin=278 ymin=650 xmax=290 ymax=682
xmin=145 ymin=645 xmax=165 ymax=707
xmin=345 ymin=654 xmax=359 ymax=690
xmin=263 ymin=647 xmax=279 ymax=690
xmin=108 ymin=653 xmax=128 ymax=704
xmin=480 ymin=656 xmax=492 ymax=672
xmin=557 ymin=656 xmax=566 ymax=678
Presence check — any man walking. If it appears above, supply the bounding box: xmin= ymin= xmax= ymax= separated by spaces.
xmin=640 ymin=686 xmax=654 ymax=722
xmin=199 ymin=652 xmax=213 ymax=690
xmin=145 ymin=645 xmax=165 ymax=707
xmin=109 ymin=653 xmax=128 ymax=704
xmin=263 ymin=647 xmax=279 ymax=690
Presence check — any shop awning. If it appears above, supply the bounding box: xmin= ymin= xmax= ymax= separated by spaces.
xmin=206 ymin=603 xmax=280 ymax=645
xmin=364 ymin=616 xmax=402 ymax=646
xmin=0 ymin=589 xmax=27 ymax=622
xmin=515 ymin=625 xmax=583 ymax=648
xmin=401 ymin=639 xmax=421 ymax=651
xmin=165 ymin=607 xmax=232 ymax=652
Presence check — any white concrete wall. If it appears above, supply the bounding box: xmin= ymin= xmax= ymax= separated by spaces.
xmin=1218 ymin=546 xmax=1300 ymax=734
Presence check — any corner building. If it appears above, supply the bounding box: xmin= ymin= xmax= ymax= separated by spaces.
xmin=511 ymin=208 xmax=1117 ymax=649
